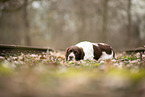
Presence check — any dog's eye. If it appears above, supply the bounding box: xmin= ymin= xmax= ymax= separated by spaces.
xmin=74 ymin=51 xmax=78 ymax=54
xmin=69 ymin=50 xmax=72 ymax=52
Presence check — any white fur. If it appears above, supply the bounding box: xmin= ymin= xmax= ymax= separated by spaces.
xmin=99 ymin=43 xmax=105 ymax=45
xmin=92 ymin=43 xmax=99 ymax=47
xmin=68 ymin=52 xmax=75 ymax=61
xmin=99 ymin=51 xmax=114 ymax=60
xmin=75 ymin=41 xmax=94 ymax=60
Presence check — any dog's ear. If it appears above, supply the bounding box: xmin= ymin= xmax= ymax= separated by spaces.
xmin=79 ymin=47 xmax=85 ymax=60
xmin=65 ymin=47 xmax=70 ymax=61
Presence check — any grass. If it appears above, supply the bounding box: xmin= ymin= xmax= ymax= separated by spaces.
xmin=0 ymin=51 xmax=145 ymax=97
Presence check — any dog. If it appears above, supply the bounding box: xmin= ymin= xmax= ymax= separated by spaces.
xmin=65 ymin=41 xmax=115 ymax=61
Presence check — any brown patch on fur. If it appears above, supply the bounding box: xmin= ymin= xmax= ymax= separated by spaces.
xmin=65 ymin=46 xmax=85 ymax=61
xmin=98 ymin=43 xmax=115 ymax=57
xmin=93 ymin=45 xmax=102 ymax=60
xmin=79 ymin=47 xmax=85 ymax=60
xmin=98 ymin=43 xmax=112 ymax=54
xmin=65 ymin=47 xmax=70 ymax=61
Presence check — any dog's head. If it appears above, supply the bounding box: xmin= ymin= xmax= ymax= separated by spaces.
xmin=65 ymin=46 xmax=85 ymax=61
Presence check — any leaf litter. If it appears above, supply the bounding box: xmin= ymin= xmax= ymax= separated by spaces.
xmin=0 ymin=51 xmax=145 ymax=97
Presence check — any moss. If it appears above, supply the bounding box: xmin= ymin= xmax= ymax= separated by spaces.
xmin=0 ymin=64 xmax=13 ymax=75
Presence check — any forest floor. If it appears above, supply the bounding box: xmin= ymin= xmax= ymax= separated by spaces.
xmin=0 ymin=50 xmax=145 ymax=97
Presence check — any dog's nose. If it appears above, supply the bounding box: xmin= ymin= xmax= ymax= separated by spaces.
xmin=69 ymin=56 xmax=73 ymax=59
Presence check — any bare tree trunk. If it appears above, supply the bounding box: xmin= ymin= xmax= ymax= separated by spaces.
xmin=127 ymin=0 xmax=132 ymax=47
xmin=78 ymin=0 xmax=86 ymax=41
xmin=24 ymin=0 xmax=31 ymax=46
xmin=102 ymin=0 xmax=109 ymax=43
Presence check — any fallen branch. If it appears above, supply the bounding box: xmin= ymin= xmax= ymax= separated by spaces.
xmin=126 ymin=47 xmax=145 ymax=60
xmin=0 ymin=44 xmax=53 ymax=57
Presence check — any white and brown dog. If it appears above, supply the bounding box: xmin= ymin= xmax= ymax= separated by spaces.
xmin=65 ymin=41 xmax=115 ymax=61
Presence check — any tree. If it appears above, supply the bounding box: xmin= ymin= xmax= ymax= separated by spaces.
xmin=127 ymin=0 xmax=132 ymax=47
xmin=0 ymin=0 xmax=32 ymax=46
xmin=24 ymin=0 xmax=31 ymax=46
xmin=102 ymin=0 xmax=109 ymax=42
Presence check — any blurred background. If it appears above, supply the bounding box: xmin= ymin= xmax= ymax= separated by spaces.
xmin=0 ymin=0 xmax=145 ymax=51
